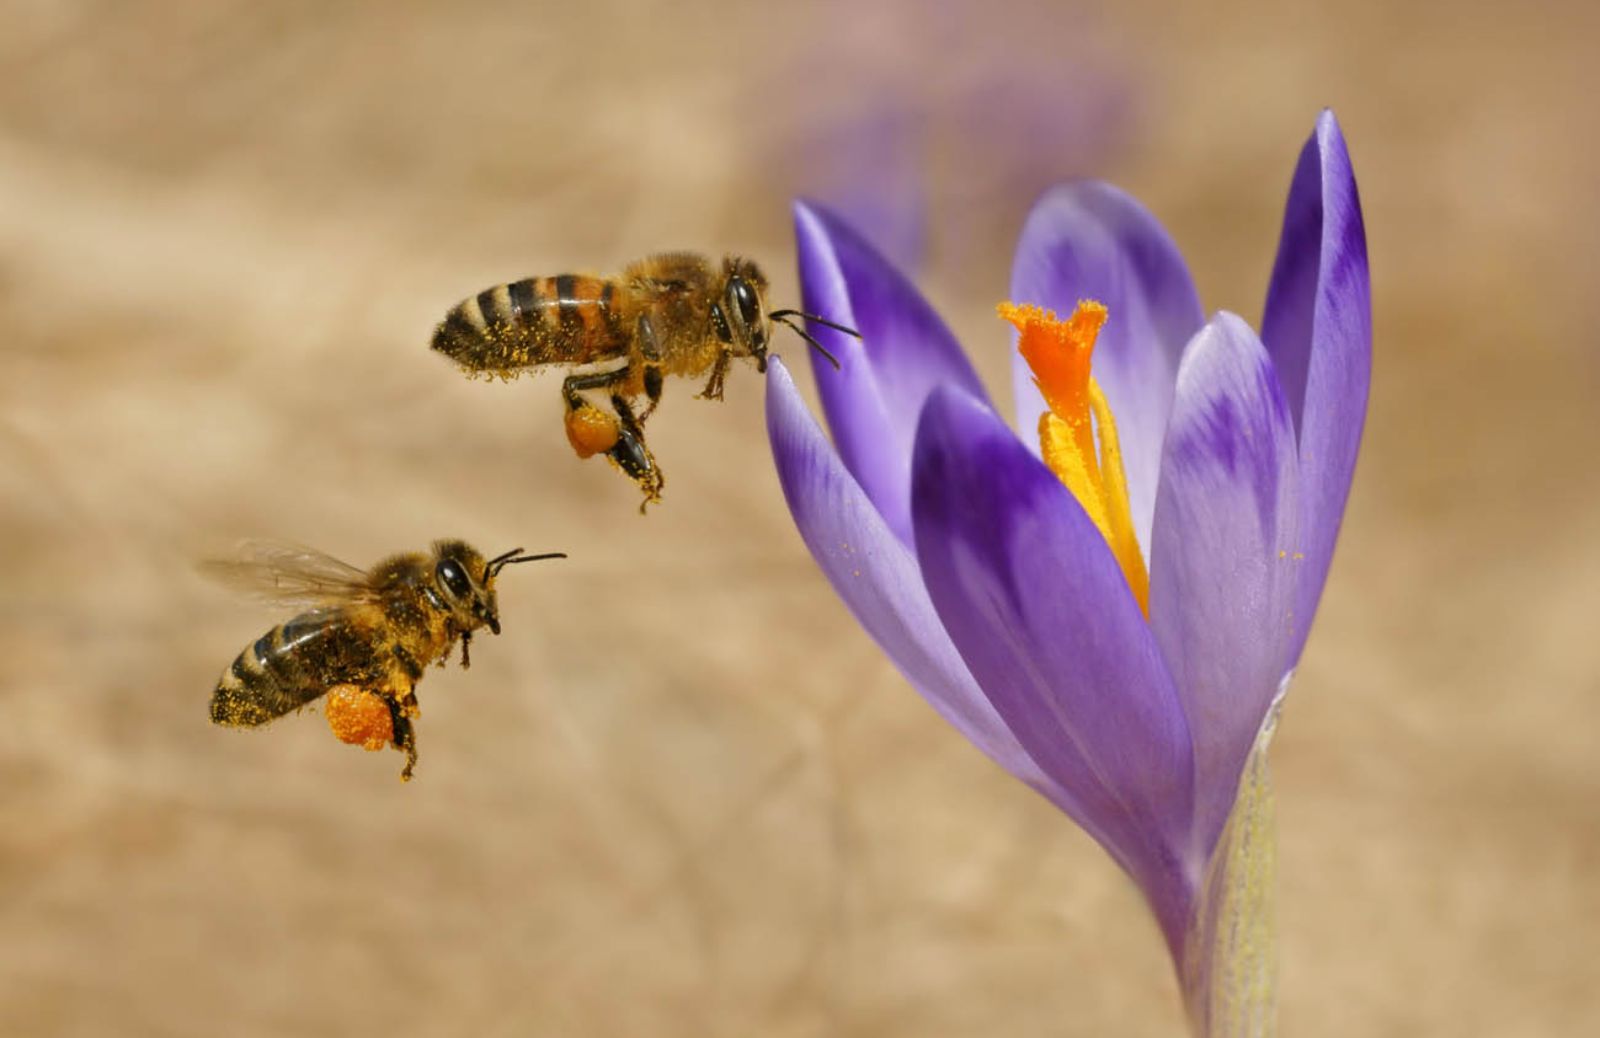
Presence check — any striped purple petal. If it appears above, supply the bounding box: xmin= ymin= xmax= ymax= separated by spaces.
xmin=765 ymin=359 xmax=1066 ymax=798
xmin=1149 ymin=313 xmax=1300 ymax=858
xmin=1260 ymin=111 xmax=1371 ymax=665
xmin=910 ymin=385 xmax=1197 ymax=949
xmin=1009 ymin=182 xmax=1205 ymax=554
xmin=794 ymin=201 xmax=989 ymax=547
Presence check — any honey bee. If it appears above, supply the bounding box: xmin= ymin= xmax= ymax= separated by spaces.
xmin=206 ymin=540 xmax=564 ymax=780
xmin=430 ymin=253 xmax=858 ymax=508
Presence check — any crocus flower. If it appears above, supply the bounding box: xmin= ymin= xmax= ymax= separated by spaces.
xmin=765 ymin=111 xmax=1368 ymax=1035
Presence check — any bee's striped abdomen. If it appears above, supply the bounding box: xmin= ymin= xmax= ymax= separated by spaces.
xmin=430 ymin=274 xmax=625 ymax=374
xmin=210 ymin=612 xmax=372 ymax=728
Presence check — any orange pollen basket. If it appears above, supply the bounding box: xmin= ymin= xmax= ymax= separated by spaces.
xmin=1000 ymin=300 xmax=1150 ymax=616
xmin=325 ymin=684 xmax=394 ymax=752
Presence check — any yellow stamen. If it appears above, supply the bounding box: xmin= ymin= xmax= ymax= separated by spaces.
xmin=1001 ymin=300 xmax=1149 ymax=615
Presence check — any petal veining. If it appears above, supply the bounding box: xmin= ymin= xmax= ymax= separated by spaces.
xmin=1260 ymin=111 xmax=1371 ymax=666
xmin=1149 ymin=313 xmax=1299 ymax=857
xmin=765 ymin=359 xmax=1068 ymax=797
xmin=794 ymin=201 xmax=989 ymax=546
xmin=911 ymin=385 xmax=1197 ymax=945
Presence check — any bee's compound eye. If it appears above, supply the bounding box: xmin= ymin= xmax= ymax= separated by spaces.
xmin=729 ymin=277 xmax=760 ymax=328
xmin=436 ymin=559 xmax=471 ymax=599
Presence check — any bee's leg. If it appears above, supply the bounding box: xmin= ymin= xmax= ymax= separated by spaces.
xmin=606 ymin=425 xmax=662 ymax=511
xmin=386 ymin=693 xmax=419 ymax=782
xmin=636 ymin=315 xmax=665 ymax=421
xmin=562 ymin=368 xmax=632 ymax=459
xmin=696 ymin=350 xmax=731 ymax=402
xmin=560 ymin=367 xmax=662 ymax=506
xmin=609 ymin=394 xmax=664 ymax=510
xmin=392 ymin=644 xmax=424 ymax=683
xmin=562 ymin=367 xmax=631 ymax=407
xmin=458 ymin=630 xmax=472 ymax=670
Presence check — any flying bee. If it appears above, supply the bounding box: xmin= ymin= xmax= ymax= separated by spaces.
xmin=205 ymin=540 xmax=564 ymax=780
xmin=430 ymin=253 xmax=859 ymax=508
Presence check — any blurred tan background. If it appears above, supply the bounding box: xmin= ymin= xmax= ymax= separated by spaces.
xmin=3 ymin=1 xmax=1597 ymax=1035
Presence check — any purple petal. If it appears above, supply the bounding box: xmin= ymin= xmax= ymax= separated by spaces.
xmin=1149 ymin=313 xmax=1299 ymax=858
xmin=1009 ymin=182 xmax=1205 ymax=555
xmin=794 ymin=201 xmax=989 ymax=547
xmin=765 ymin=358 xmax=1060 ymax=794
xmin=910 ymin=386 xmax=1196 ymax=946
xmin=1260 ymin=110 xmax=1371 ymax=665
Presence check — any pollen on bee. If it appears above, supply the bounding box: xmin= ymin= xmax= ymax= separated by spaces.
xmin=325 ymin=684 xmax=393 ymax=751
xmin=564 ymin=403 xmax=621 ymax=458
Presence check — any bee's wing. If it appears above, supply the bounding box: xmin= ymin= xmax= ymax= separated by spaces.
xmin=201 ymin=541 xmax=379 ymax=608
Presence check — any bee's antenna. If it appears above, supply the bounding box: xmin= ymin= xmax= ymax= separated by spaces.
xmin=487 ymin=547 xmax=524 ymax=569
xmin=773 ymin=315 xmax=843 ymax=370
xmin=487 ymin=549 xmax=567 ymax=578
xmin=768 ymin=309 xmax=864 ymax=339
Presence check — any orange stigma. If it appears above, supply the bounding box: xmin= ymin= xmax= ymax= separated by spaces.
xmin=1001 ymin=300 xmax=1149 ymax=615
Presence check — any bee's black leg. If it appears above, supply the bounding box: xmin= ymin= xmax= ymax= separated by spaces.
xmin=636 ymin=315 xmax=664 ymax=421
xmin=609 ymin=394 xmax=664 ymax=510
xmin=607 ymin=427 xmax=661 ymax=510
xmin=459 ymin=630 xmax=472 ymax=670
xmin=387 ymin=694 xmax=419 ymax=782
xmin=696 ymin=350 xmax=730 ymax=401
xmin=559 ymin=366 xmax=662 ymax=506
xmin=392 ymin=644 xmax=424 ymax=682
xmin=562 ymin=367 xmax=631 ymax=410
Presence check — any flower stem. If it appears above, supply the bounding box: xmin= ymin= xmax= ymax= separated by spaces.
xmin=1183 ymin=703 xmax=1281 ymax=1038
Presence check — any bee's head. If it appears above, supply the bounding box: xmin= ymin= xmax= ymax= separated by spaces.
xmin=429 ymin=541 xmax=565 ymax=636
xmin=715 ymin=256 xmax=858 ymax=374
xmin=713 ymin=256 xmax=773 ymax=371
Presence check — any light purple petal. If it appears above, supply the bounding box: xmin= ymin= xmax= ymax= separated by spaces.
xmin=1149 ymin=313 xmax=1299 ymax=859
xmin=794 ymin=201 xmax=989 ymax=547
xmin=910 ymin=386 xmax=1196 ymax=946
xmin=765 ymin=358 xmax=1064 ymax=796
xmin=1009 ymin=182 xmax=1205 ymax=555
xmin=1260 ymin=110 xmax=1371 ymax=665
